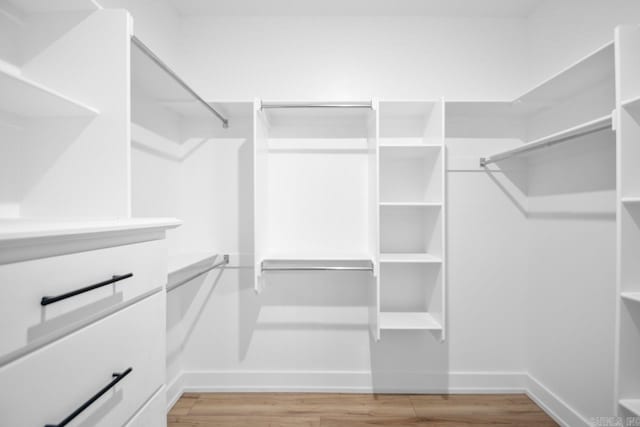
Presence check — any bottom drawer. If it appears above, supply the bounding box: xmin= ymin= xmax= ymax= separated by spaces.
xmin=0 ymin=292 xmax=164 ymax=427
xmin=126 ymin=385 xmax=167 ymax=427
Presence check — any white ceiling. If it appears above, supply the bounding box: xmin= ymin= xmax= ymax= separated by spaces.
xmin=169 ymin=0 xmax=542 ymax=18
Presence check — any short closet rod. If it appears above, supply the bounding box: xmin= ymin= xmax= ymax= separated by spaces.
xmin=166 ymin=255 xmax=229 ymax=293
xmin=480 ymin=123 xmax=611 ymax=167
xmin=131 ymin=36 xmax=229 ymax=128
xmin=260 ymin=102 xmax=372 ymax=110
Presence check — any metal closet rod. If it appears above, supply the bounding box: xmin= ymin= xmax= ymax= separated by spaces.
xmin=166 ymin=255 xmax=230 ymax=293
xmin=260 ymin=101 xmax=373 ymax=110
xmin=131 ymin=36 xmax=229 ymax=128
xmin=480 ymin=124 xmax=611 ymax=167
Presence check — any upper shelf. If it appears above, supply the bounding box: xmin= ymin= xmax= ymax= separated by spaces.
xmin=0 ymin=63 xmax=98 ymax=118
xmin=447 ymin=41 xmax=615 ymax=121
xmin=131 ymin=36 xmax=228 ymax=127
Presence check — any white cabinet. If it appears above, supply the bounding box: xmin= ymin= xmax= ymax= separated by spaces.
xmin=0 ymin=239 xmax=165 ymax=364
xmin=0 ymin=292 xmax=164 ymax=427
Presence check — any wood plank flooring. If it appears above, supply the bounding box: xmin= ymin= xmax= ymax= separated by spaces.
xmin=168 ymin=393 xmax=558 ymax=426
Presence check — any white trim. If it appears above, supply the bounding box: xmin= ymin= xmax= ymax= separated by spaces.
xmin=176 ymin=370 xmax=526 ymax=394
xmin=166 ymin=370 xmax=586 ymax=427
xmin=166 ymin=374 xmax=185 ymax=413
xmin=526 ymin=374 xmax=592 ymax=427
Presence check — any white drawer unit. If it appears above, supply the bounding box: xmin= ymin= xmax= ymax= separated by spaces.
xmin=125 ymin=386 xmax=167 ymax=427
xmin=0 ymin=292 xmax=165 ymax=427
xmin=0 ymin=238 xmax=166 ymax=364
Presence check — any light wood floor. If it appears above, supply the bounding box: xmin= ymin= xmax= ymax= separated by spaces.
xmin=168 ymin=393 xmax=558 ymax=426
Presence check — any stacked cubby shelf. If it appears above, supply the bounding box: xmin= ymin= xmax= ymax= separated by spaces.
xmin=377 ymin=100 xmax=446 ymax=338
xmin=616 ymin=24 xmax=640 ymax=418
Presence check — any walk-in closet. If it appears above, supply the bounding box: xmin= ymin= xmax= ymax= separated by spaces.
xmin=0 ymin=1 xmax=639 ymax=426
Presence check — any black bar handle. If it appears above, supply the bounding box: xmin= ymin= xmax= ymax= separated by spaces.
xmin=41 ymin=273 xmax=133 ymax=306
xmin=44 ymin=367 xmax=132 ymax=427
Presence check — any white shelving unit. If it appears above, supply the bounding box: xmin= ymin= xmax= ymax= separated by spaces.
xmin=376 ymin=100 xmax=446 ymax=338
xmin=616 ymin=24 xmax=640 ymax=418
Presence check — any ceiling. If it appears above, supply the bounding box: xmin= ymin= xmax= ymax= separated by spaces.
xmin=168 ymin=0 xmax=542 ymax=18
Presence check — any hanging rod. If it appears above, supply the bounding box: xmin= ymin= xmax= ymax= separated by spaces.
xmin=131 ymin=36 xmax=229 ymax=128
xmin=260 ymin=101 xmax=373 ymax=110
xmin=166 ymin=255 xmax=229 ymax=292
xmin=261 ymin=260 xmax=374 ymax=272
xmin=480 ymin=116 xmax=612 ymax=167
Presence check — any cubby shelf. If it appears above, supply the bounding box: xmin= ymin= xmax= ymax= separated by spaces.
xmin=379 ymin=202 xmax=442 ymax=207
xmin=379 ymin=312 xmax=442 ymax=330
xmin=621 ymin=293 xmax=640 ymax=304
xmin=0 ymin=65 xmax=98 ymax=117
xmin=379 ymin=137 xmax=442 ymax=148
xmin=620 ymin=399 xmax=640 ymax=416
xmin=380 ymin=253 xmax=442 ymax=263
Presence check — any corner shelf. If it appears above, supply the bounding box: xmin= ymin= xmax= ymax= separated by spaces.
xmin=620 ymin=399 xmax=640 ymax=416
xmin=481 ymin=113 xmax=612 ymax=166
xmin=621 ymin=293 xmax=640 ymax=304
xmin=0 ymin=65 xmax=98 ymax=117
xmin=380 ymin=253 xmax=442 ymax=264
xmin=379 ymin=312 xmax=442 ymax=330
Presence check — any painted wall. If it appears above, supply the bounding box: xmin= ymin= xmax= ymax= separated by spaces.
xmin=178 ymin=15 xmax=529 ymax=100
xmin=527 ymin=0 xmax=640 ymax=85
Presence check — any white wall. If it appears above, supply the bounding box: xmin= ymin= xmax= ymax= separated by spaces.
xmin=178 ymin=16 xmax=528 ymax=100
xmin=527 ymin=0 xmax=640 ymax=86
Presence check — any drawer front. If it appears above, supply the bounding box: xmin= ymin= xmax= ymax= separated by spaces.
xmin=0 ymin=292 xmax=164 ymax=427
xmin=126 ymin=386 xmax=167 ymax=427
xmin=0 ymin=239 xmax=166 ymax=363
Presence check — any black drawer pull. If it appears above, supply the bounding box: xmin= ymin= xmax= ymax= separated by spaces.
xmin=41 ymin=273 xmax=133 ymax=306
xmin=44 ymin=367 xmax=132 ymax=427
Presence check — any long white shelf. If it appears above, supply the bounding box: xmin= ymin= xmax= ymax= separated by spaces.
xmin=380 ymin=253 xmax=442 ymax=264
xmin=379 ymin=312 xmax=442 ymax=330
xmin=622 ymin=197 xmax=640 ymax=204
xmin=481 ymin=114 xmax=612 ymax=166
xmin=621 ymin=293 xmax=640 ymax=304
xmin=0 ymin=64 xmax=98 ymax=117
xmin=620 ymin=399 xmax=640 ymax=416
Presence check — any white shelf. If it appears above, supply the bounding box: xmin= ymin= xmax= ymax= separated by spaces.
xmin=482 ymin=114 xmax=612 ymax=165
xmin=379 ymin=202 xmax=442 ymax=207
xmin=379 ymin=138 xmax=441 ymax=148
xmin=620 ymin=399 xmax=640 ymax=416
xmin=621 ymin=292 xmax=640 ymax=304
xmin=622 ymin=197 xmax=640 ymax=204
xmin=622 ymin=94 xmax=640 ymax=110
xmin=380 ymin=253 xmax=442 ymax=263
xmin=379 ymin=312 xmax=442 ymax=330
xmin=0 ymin=64 xmax=98 ymax=117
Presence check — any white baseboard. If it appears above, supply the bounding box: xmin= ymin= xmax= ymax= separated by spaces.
xmin=166 ymin=373 xmax=184 ymax=412
xmin=167 ymin=369 xmax=583 ymax=427
xmin=177 ymin=369 xmax=526 ymax=393
xmin=526 ymin=375 xmax=592 ymax=427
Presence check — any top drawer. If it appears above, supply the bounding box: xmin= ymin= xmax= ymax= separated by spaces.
xmin=0 ymin=239 xmax=166 ymax=365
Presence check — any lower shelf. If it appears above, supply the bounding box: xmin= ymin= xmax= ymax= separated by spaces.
xmin=620 ymin=399 xmax=640 ymax=416
xmin=379 ymin=312 xmax=442 ymax=330
xmin=380 ymin=253 xmax=442 ymax=263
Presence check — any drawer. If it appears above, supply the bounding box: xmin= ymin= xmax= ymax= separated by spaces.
xmin=0 ymin=239 xmax=166 ymax=363
xmin=0 ymin=292 xmax=164 ymax=427
xmin=126 ymin=386 xmax=167 ymax=427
